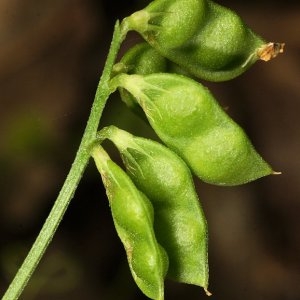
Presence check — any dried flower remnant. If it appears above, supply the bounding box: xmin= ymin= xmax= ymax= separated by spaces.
xmin=258 ymin=42 xmax=285 ymax=61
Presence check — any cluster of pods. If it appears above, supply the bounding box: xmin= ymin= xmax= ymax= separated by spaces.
xmin=92 ymin=0 xmax=283 ymax=299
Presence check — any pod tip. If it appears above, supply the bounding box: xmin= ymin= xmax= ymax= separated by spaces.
xmin=272 ymin=171 xmax=282 ymax=175
xmin=204 ymin=288 xmax=212 ymax=296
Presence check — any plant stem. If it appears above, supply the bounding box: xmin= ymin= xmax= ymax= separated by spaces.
xmin=2 ymin=21 xmax=125 ymax=300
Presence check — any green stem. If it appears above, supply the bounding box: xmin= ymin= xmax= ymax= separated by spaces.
xmin=2 ymin=21 xmax=125 ymax=300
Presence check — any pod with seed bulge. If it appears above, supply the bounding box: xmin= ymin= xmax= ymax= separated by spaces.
xmin=122 ymin=0 xmax=284 ymax=81
xmin=92 ymin=145 xmax=168 ymax=300
xmin=110 ymin=73 xmax=274 ymax=186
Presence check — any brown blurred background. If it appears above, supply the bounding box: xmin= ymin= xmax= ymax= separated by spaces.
xmin=0 ymin=0 xmax=299 ymax=299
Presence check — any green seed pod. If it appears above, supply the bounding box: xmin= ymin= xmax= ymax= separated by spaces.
xmin=92 ymin=145 xmax=168 ymax=300
xmin=100 ymin=125 xmax=209 ymax=292
xmin=122 ymin=0 xmax=284 ymax=81
xmin=110 ymin=73 xmax=274 ymax=186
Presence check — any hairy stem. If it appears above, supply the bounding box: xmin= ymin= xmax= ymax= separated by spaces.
xmin=2 ymin=21 xmax=124 ymax=300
